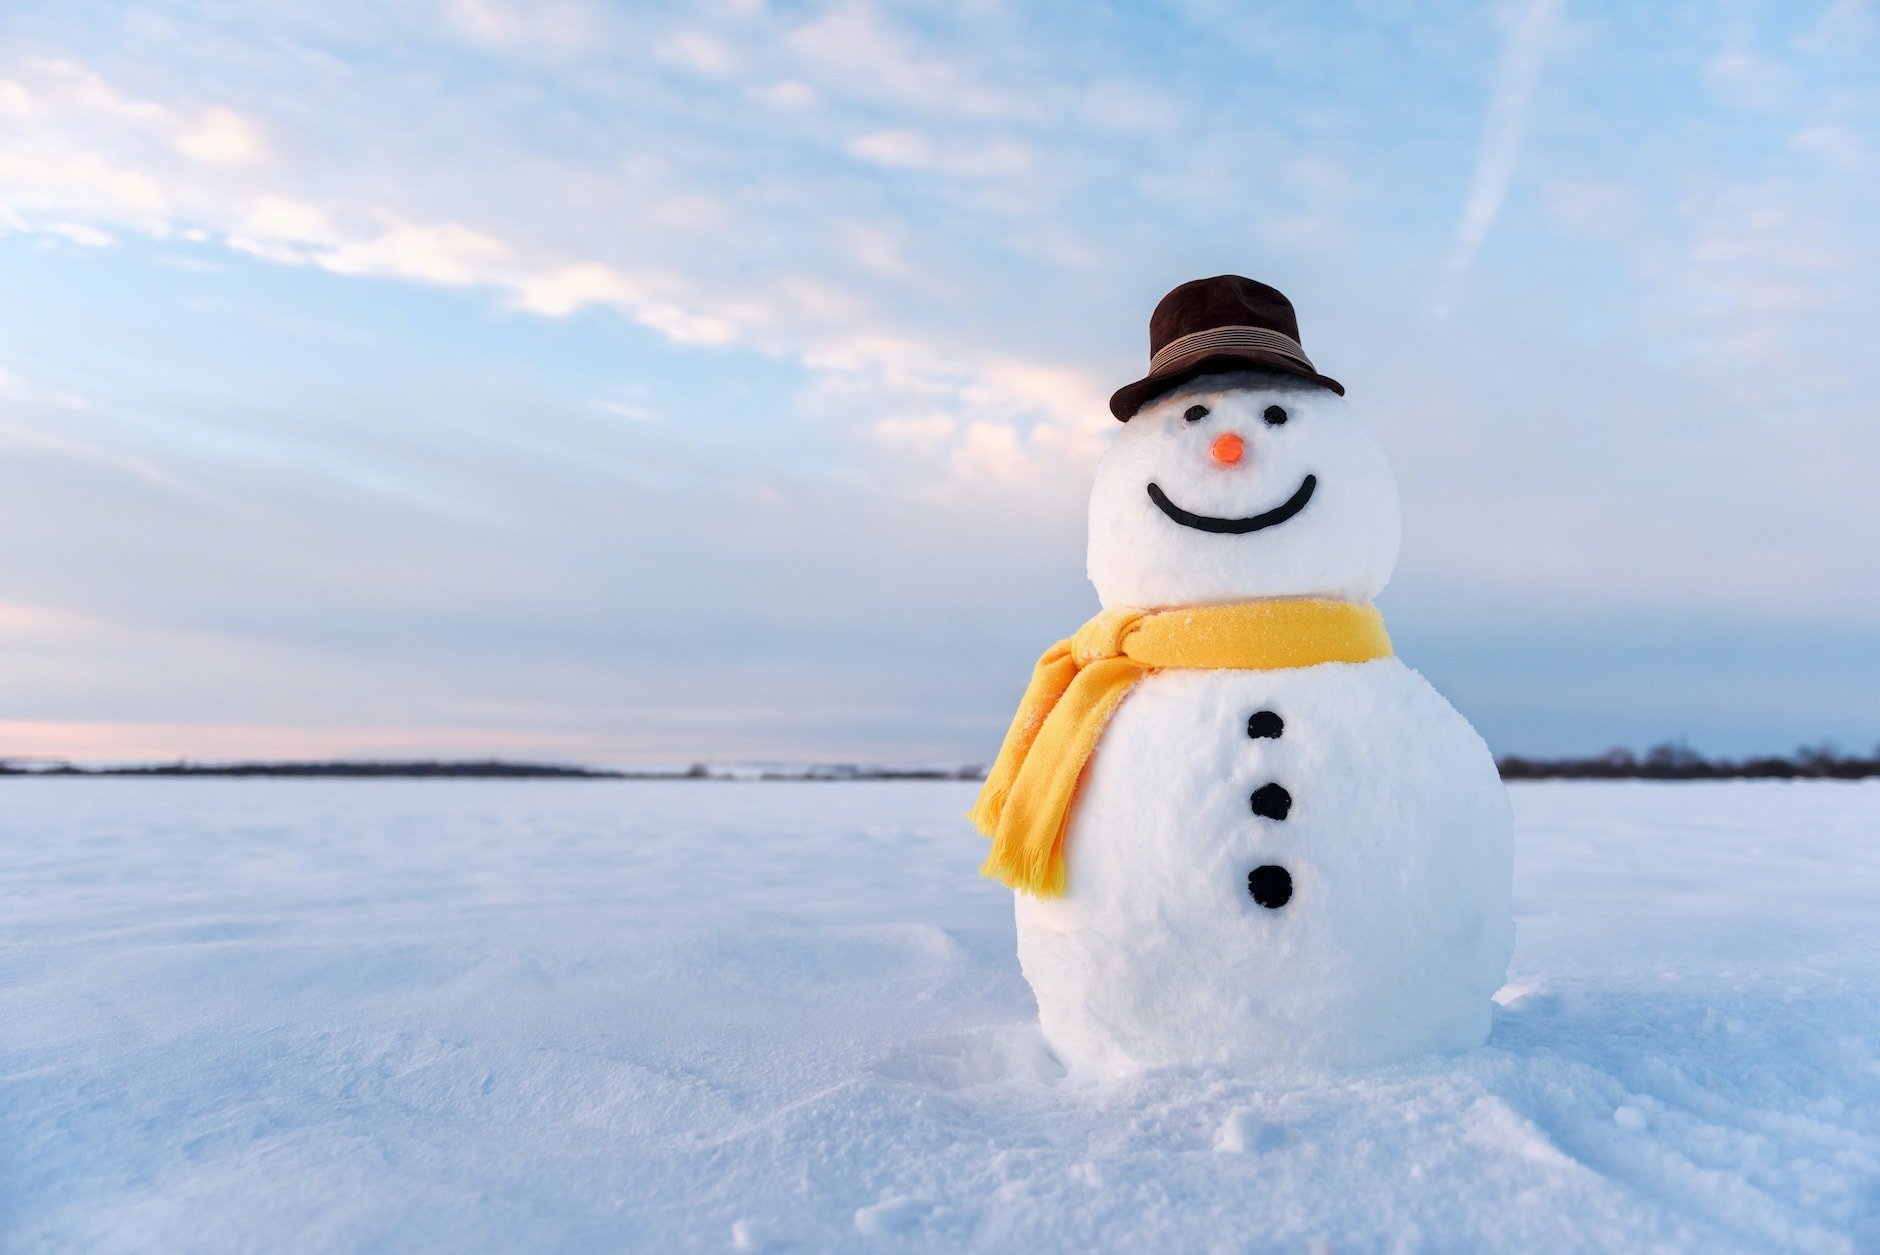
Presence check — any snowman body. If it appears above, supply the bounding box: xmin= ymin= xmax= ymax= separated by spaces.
xmin=1018 ymin=660 xmax=1512 ymax=1074
xmin=1015 ymin=371 xmax=1513 ymax=1075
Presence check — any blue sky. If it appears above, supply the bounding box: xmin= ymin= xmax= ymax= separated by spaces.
xmin=0 ymin=0 xmax=1875 ymax=763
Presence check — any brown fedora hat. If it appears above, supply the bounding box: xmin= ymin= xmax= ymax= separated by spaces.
xmin=1109 ymin=275 xmax=1343 ymax=420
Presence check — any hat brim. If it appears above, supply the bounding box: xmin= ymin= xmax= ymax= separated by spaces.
xmin=1108 ymin=350 xmax=1344 ymax=421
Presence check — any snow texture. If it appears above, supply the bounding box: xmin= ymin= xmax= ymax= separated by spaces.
xmin=2 ymin=779 xmax=1876 ymax=1251
xmin=1020 ymin=659 xmax=1513 ymax=1074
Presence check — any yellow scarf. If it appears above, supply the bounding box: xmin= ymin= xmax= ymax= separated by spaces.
xmin=969 ymin=599 xmax=1392 ymax=897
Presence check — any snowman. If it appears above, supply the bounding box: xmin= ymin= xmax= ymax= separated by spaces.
xmin=970 ymin=275 xmax=1513 ymax=1075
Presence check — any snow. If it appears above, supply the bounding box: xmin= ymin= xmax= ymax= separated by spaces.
xmin=2 ymin=778 xmax=1877 ymax=1251
xmin=1019 ymin=659 xmax=1512 ymax=1074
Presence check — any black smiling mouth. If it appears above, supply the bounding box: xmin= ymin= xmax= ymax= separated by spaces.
xmin=1145 ymin=475 xmax=1317 ymax=535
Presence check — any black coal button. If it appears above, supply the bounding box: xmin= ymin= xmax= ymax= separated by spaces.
xmin=1250 ymin=783 xmax=1292 ymax=820
xmin=1246 ymin=710 xmax=1284 ymax=739
xmin=1247 ymin=865 xmax=1292 ymax=908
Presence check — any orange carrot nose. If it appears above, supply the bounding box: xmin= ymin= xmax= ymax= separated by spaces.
xmin=1210 ymin=432 xmax=1245 ymax=465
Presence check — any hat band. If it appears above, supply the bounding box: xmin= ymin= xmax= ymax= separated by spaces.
xmin=1149 ymin=325 xmax=1314 ymax=374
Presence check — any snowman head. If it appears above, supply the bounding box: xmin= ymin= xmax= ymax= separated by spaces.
xmin=1086 ymin=370 xmax=1400 ymax=610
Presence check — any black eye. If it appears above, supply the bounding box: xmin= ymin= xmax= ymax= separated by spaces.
xmin=1184 ymin=405 xmax=1209 ymax=423
xmin=1263 ymin=405 xmax=1288 ymax=426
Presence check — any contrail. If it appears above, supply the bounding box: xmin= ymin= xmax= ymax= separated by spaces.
xmin=1436 ymin=0 xmax=1565 ymax=317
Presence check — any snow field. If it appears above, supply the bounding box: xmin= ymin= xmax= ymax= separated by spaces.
xmin=1 ymin=779 xmax=1876 ymax=1251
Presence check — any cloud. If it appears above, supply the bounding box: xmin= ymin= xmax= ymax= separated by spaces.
xmin=1436 ymin=0 xmax=1565 ymax=316
xmin=0 ymin=366 xmax=179 ymax=486
xmin=320 ymin=221 xmax=511 ymax=286
xmin=754 ymin=80 xmax=817 ymax=110
xmin=174 ymin=106 xmax=268 ymax=166
xmin=657 ymin=31 xmax=738 ymax=77
xmin=1706 ymin=45 xmax=1792 ymax=112
xmin=0 ymin=48 xmax=1112 ymax=489
xmin=786 ymin=4 xmax=1022 ymax=119
xmin=233 ymin=194 xmax=338 ymax=248
xmin=591 ymin=400 xmax=658 ymax=423
xmin=846 ymin=128 xmax=1032 ymax=179
xmin=509 ymin=263 xmax=749 ymax=345
xmin=441 ymin=0 xmax=599 ymax=51
xmin=43 ymin=220 xmax=114 ymax=247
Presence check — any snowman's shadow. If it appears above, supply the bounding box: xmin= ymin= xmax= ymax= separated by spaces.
xmin=875 ymin=978 xmax=1872 ymax=1118
xmin=871 ymin=1022 xmax=1067 ymax=1091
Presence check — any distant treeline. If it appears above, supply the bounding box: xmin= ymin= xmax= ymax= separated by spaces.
xmin=1 ymin=759 xmax=618 ymax=779
xmin=3 ymin=747 xmax=1877 ymax=781
xmin=1496 ymin=744 xmax=1880 ymax=781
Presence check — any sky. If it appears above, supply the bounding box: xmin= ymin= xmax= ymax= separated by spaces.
xmin=0 ymin=0 xmax=1875 ymax=765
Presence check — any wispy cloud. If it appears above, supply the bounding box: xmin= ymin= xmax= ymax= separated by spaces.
xmin=0 ymin=366 xmax=178 ymax=485
xmin=1436 ymin=0 xmax=1566 ymax=316
xmin=0 ymin=45 xmax=1108 ymax=486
